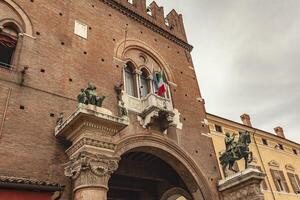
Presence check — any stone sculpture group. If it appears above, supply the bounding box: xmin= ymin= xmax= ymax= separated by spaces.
xmin=77 ymin=83 xmax=106 ymax=107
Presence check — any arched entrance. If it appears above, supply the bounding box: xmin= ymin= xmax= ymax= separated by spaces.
xmin=108 ymin=151 xmax=193 ymax=200
xmin=109 ymin=135 xmax=214 ymax=200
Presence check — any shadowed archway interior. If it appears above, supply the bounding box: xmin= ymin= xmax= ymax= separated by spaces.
xmin=108 ymin=151 xmax=192 ymax=200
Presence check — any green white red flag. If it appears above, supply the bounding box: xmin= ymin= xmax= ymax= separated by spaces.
xmin=153 ymin=71 xmax=166 ymax=96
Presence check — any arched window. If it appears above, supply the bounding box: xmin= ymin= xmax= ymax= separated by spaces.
xmin=140 ymin=68 xmax=150 ymax=98
xmin=0 ymin=23 xmax=19 ymax=69
xmin=124 ymin=62 xmax=137 ymax=97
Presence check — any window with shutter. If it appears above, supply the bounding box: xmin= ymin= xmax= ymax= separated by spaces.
xmin=256 ymin=166 xmax=268 ymax=190
xmin=287 ymin=173 xmax=300 ymax=194
xmin=270 ymin=169 xmax=290 ymax=193
xmin=279 ymin=170 xmax=290 ymax=193
xmin=270 ymin=169 xmax=286 ymax=192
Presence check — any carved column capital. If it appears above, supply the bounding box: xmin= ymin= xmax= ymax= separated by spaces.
xmin=65 ymin=152 xmax=120 ymax=191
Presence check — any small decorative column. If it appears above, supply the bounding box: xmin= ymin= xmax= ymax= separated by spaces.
xmin=134 ymin=69 xmax=142 ymax=99
xmin=65 ymin=152 xmax=119 ymax=200
xmin=218 ymin=167 xmax=266 ymax=200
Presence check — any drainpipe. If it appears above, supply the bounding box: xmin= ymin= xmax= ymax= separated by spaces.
xmin=253 ymin=130 xmax=276 ymax=200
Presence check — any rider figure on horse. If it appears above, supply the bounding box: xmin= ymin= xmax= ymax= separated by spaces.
xmin=225 ymin=133 xmax=238 ymax=159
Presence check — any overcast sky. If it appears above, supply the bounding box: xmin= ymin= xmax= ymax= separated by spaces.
xmin=146 ymin=0 xmax=300 ymax=143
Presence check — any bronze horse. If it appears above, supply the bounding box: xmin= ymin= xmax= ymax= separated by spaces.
xmin=219 ymin=131 xmax=253 ymax=173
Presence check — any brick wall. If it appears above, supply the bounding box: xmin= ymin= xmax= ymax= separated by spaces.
xmin=0 ymin=0 xmax=221 ymax=199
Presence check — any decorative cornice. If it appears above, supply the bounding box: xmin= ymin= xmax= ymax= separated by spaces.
xmin=99 ymin=0 xmax=193 ymax=52
xmin=0 ymin=175 xmax=63 ymax=192
xmin=54 ymin=105 xmax=129 ymax=138
xmin=268 ymin=160 xmax=280 ymax=168
xmin=285 ymin=164 xmax=295 ymax=172
xmin=66 ymin=137 xmax=116 ymax=156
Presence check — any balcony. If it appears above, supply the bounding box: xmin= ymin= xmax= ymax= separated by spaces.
xmin=122 ymin=92 xmax=182 ymax=132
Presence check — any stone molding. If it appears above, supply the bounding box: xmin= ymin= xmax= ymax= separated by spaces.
xmin=1 ymin=0 xmax=34 ymax=36
xmin=66 ymin=137 xmax=116 ymax=157
xmin=55 ymin=104 xmax=129 ymax=139
xmin=218 ymin=168 xmax=265 ymax=200
xmin=268 ymin=160 xmax=280 ymax=168
xmin=115 ymin=39 xmax=175 ymax=82
xmin=99 ymin=0 xmax=193 ymax=51
xmin=285 ymin=164 xmax=295 ymax=172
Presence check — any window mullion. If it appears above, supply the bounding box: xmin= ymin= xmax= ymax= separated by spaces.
xmin=135 ymin=69 xmax=142 ymax=99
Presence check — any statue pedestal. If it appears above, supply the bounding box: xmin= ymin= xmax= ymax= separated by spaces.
xmin=55 ymin=105 xmax=129 ymax=200
xmin=218 ymin=167 xmax=265 ymax=200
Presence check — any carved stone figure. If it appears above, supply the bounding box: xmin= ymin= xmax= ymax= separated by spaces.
xmin=77 ymin=83 xmax=106 ymax=107
xmin=219 ymin=131 xmax=253 ymax=174
xmin=114 ymin=83 xmax=123 ymax=101
xmin=119 ymin=101 xmax=128 ymax=117
xmin=56 ymin=112 xmax=64 ymax=126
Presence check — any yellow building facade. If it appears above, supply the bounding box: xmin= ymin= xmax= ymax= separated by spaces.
xmin=207 ymin=113 xmax=300 ymax=200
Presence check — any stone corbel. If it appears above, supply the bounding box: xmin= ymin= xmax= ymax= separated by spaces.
xmin=138 ymin=107 xmax=175 ymax=132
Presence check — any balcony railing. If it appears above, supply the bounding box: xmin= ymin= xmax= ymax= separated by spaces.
xmin=122 ymin=92 xmax=173 ymax=113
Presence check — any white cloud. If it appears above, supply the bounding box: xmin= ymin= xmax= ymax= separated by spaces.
xmin=147 ymin=0 xmax=300 ymax=143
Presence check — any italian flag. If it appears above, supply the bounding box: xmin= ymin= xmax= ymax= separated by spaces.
xmin=153 ymin=71 xmax=166 ymax=96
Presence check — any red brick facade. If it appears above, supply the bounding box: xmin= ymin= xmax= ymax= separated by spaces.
xmin=0 ymin=0 xmax=221 ymax=199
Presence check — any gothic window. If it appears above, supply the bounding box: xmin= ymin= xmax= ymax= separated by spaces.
xmin=0 ymin=23 xmax=19 ymax=69
xmin=140 ymin=68 xmax=150 ymax=98
xmin=124 ymin=62 xmax=137 ymax=97
xmin=270 ymin=169 xmax=290 ymax=193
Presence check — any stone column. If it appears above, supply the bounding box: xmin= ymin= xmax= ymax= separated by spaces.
xmin=65 ymin=152 xmax=120 ymax=200
xmin=218 ymin=167 xmax=265 ymax=200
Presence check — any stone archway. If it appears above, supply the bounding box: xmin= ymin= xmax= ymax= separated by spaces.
xmin=108 ymin=151 xmax=192 ymax=200
xmin=1 ymin=0 xmax=34 ymax=36
xmin=113 ymin=135 xmax=214 ymax=200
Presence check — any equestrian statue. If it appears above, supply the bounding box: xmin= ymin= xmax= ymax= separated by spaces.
xmin=219 ymin=131 xmax=253 ymax=174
